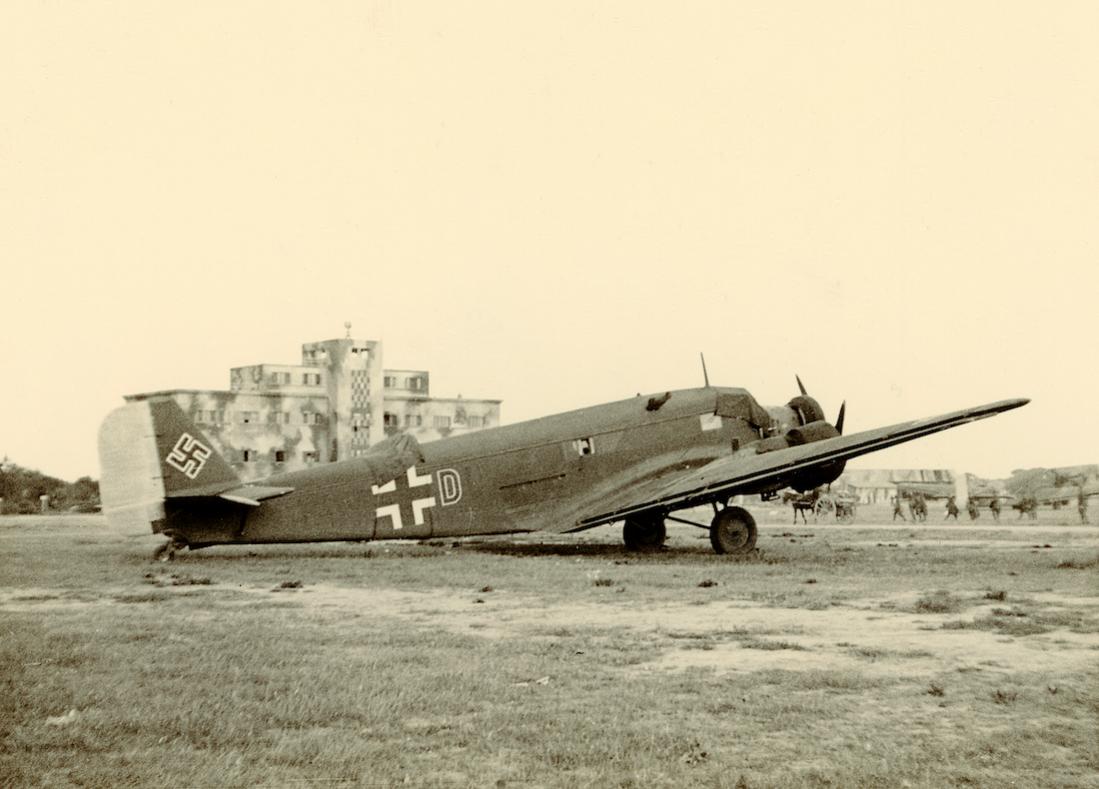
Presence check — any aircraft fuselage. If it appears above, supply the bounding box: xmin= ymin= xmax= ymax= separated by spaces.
xmin=167 ymin=387 xmax=779 ymax=548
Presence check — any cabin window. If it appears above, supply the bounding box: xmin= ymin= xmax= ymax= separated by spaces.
xmin=573 ymin=437 xmax=595 ymax=456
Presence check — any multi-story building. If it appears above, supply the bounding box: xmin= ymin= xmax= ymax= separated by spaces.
xmin=125 ymin=334 xmax=501 ymax=482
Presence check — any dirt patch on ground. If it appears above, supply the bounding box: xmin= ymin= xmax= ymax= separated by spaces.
xmin=225 ymin=582 xmax=1099 ymax=678
xmin=4 ymin=519 xmax=1097 ymax=683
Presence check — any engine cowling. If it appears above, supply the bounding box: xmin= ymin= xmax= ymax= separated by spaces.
xmin=787 ymin=394 xmax=826 ymax=426
xmin=786 ymin=420 xmax=839 ymax=445
xmin=753 ymin=419 xmax=846 ymax=492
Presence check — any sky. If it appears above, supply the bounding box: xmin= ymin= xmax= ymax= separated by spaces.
xmin=2 ymin=1 xmax=1096 ymax=482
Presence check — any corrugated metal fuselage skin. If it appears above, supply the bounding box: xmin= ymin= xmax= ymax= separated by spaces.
xmin=170 ymin=388 xmax=767 ymax=548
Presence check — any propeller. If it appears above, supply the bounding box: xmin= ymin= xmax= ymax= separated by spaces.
xmin=793 ymin=375 xmax=845 ymax=434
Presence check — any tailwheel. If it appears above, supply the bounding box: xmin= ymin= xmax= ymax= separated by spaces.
xmin=709 ymin=506 xmax=757 ymax=555
xmin=152 ymin=536 xmax=187 ymax=563
xmin=622 ymin=512 xmax=667 ymax=552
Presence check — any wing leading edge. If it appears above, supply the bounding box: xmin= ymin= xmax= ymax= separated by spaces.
xmin=577 ymin=397 xmax=1029 ymax=528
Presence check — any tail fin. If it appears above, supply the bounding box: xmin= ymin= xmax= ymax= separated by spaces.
xmin=145 ymin=400 xmax=240 ymax=497
xmin=98 ymin=399 xmax=240 ymax=535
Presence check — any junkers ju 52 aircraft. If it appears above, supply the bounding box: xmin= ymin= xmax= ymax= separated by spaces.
xmin=98 ymin=376 xmax=1027 ymax=561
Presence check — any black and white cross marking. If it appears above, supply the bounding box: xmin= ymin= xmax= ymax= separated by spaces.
xmin=371 ymin=467 xmax=436 ymax=530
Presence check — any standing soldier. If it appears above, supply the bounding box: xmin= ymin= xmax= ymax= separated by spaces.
xmin=989 ymin=497 xmax=1001 ymax=522
xmin=1079 ymin=489 xmax=1089 ymax=525
xmin=967 ymin=497 xmax=980 ymax=520
xmin=892 ymin=495 xmax=906 ymax=522
xmin=945 ymin=495 xmax=959 ymax=521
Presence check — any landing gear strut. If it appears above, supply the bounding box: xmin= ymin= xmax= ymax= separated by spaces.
xmin=709 ymin=506 xmax=757 ymax=555
xmin=152 ymin=536 xmax=188 ymax=563
xmin=622 ymin=512 xmax=666 ymax=551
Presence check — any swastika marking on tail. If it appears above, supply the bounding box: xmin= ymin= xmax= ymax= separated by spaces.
xmin=165 ymin=433 xmax=212 ymax=480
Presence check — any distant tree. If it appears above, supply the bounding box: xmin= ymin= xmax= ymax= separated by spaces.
xmin=0 ymin=463 xmax=99 ymax=514
xmin=1004 ymin=468 xmax=1054 ymax=498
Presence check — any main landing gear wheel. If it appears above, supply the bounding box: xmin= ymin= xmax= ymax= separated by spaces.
xmin=152 ymin=537 xmax=187 ymax=563
xmin=709 ymin=506 xmax=757 ymax=555
xmin=623 ymin=513 xmax=667 ymax=552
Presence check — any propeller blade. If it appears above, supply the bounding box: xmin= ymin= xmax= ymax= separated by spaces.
xmin=836 ymin=401 xmax=846 ymax=434
xmin=795 ymin=375 xmax=807 ymax=396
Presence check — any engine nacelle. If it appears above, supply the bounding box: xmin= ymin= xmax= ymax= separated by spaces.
xmin=789 ymin=460 xmax=846 ymax=493
xmin=752 ymin=419 xmax=846 ymax=492
xmin=787 ymin=395 xmax=826 ymax=426
xmin=786 ymin=420 xmax=839 ymax=445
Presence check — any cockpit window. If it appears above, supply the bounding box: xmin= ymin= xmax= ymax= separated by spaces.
xmin=715 ymin=392 xmax=773 ymax=431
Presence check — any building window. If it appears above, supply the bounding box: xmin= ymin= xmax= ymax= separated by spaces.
xmin=274 ymin=450 xmax=286 ymax=463
xmin=405 ymin=414 xmax=422 ymax=427
xmin=384 ymin=413 xmax=399 ymax=428
xmin=407 ymin=377 xmax=425 ymax=390
xmin=303 ymin=373 xmax=322 ymax=386
xmin=434 ymin=415 xmax=451 ymax=429
xmin=242 ymin=449 xmax=256 ymax=462
xmin=302 ymin=451 xmax=319 ymax=463
xmin=241 ymin=411 xmax=258 ymax=424
xmin=384 ymin=376 xmax=396 ymax=388
xmin=468 ymin=416 xmax=482 ymax=428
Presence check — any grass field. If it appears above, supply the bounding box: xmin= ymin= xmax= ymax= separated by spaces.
xmin=1 ymin=508 xmax=1097 ymax=788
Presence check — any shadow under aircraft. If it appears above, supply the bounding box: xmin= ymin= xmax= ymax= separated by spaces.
xmin=98 ymin=375 xmax=1027 ymax=561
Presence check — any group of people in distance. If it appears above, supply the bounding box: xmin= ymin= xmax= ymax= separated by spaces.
xmin=891 ymin=490 xmax=1089 ymax=524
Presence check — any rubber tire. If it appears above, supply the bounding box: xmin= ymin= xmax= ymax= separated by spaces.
xmin=623 ymin=514 xmax=667 ymax=552
xmin=710 ymin=506 xmax=758 ymax=555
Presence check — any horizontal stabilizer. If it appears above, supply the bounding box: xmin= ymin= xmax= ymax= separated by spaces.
xmin=217 ymin=485 xmax=295 ymax=507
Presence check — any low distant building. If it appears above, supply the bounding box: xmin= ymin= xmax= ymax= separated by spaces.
xmin=125 ymin=332 xmax=501 ymax=482
xmin=836 ymin=469 xmax=956 ymax=504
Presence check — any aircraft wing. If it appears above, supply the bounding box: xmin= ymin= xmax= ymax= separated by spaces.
xmin=575 ymin=398 xmax=1028 ymax=528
